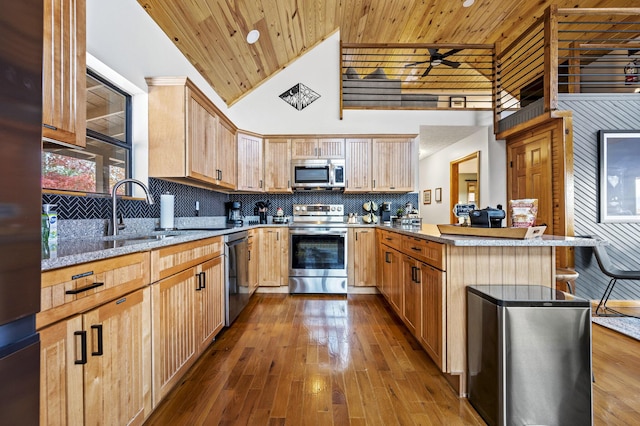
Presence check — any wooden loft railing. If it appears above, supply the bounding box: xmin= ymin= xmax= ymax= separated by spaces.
xmin=339 ymin=43 xmax=494 ymax=118
xmin=495 ymin=6 xmax=640 ymax=130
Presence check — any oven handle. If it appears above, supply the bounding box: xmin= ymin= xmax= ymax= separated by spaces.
xmin=289 ymin=228 xmax=347 ymax=236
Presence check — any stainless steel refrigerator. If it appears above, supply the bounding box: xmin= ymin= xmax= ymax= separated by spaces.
xmin=0 ymin=1 xmax=43 ymax=424
xmin=467 ymin=285 xmax=592 ymax=426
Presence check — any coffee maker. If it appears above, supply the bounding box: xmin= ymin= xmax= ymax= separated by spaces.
xmin=226 ymin=201 xmax=243 ymax=227
xmin=380 ymin=202 xmax=392 ymax=225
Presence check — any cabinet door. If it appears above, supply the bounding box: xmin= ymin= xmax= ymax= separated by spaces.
xmin=372 ymin=138 xmax=415 ymax=192
xmin=381 ymin=247 xmax=402 ymax=315
xmin=345 ymin=138 xmax=372 ymax=192
xmin=83 ymin=287 xmax=152 ymax=425
xmin=402 ymin=256 xmax=420 ymax=336
xmin=291 ymin=138 xmax=318 ymax=159
xmin=40 ymin=316 xmax=84 ymax=426
xmin=258 ymin=228 xmax=284 ymax=287
xmin=318 ymin=138 xmax=345 ymax=158
xmin=353 ymin=228 xmax=377 ymax=287
xmin=216 ymin=119 xmax=237 ymax=189
xmin=237 ymin=133 xmax=264 ymax=192
xmin=152 ymin=268 xmax=197 ymax=405
xmin=419 ymin=263 xmax=445 ymax=371
xmin=196 ymin=256 xmax=225 ymax=352
xmin=264 ymin=139 xmax=292 ymax=193
xmin=187 ymin=95 xmax=217 ymax=182
xmin=248 ymin=230 xmax=259 ymax=292
xmin=42 ymin=0 xmax=86 ymax=147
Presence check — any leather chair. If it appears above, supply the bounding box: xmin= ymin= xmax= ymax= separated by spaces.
xmin=590 ymin=240 xmax=640 ymax=316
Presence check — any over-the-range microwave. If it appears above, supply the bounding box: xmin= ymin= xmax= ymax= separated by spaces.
xmin=291 ymin=159 xmax=345 ymax=190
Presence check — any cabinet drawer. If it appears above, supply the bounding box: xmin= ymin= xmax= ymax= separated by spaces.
xmin=151 ymin=236 xmax=223 ymax=282
xmin=377 ymin=229 xmax=403 ymax=250
xmin=402 ymin=237 xmax=445 ymax=270
xmin=38 ymin=252 xmax=150 ymax=329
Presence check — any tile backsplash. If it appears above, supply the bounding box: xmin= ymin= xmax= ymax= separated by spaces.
xmin=43 ymin=178 xmax=418 ymax=220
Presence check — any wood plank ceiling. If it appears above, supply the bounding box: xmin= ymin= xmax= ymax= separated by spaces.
xmin=137 ymin=0 xmax=637 ymax=106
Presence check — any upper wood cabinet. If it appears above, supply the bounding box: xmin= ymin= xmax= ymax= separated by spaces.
xmin=345 ymin=138 xmax=373 ymax=193
xmin=372 ymin=138 xmax=415 ymax=192
xmin=264 ymin=138 xmax=292 ymax=193
xmin=291 ymin=138 xmax=345 ymax=159
xmin=237 ymin=132 xmax=264 ymax=192
xmin=146 ymin=77 xmax=237 ymax=190
xmin=42 ymin=0 xmax=86 ymax=147
xmin=216 ymin=118 xmax=237 ymax=189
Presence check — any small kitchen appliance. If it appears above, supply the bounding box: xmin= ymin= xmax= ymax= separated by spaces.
xmin=255 ymin=200 xmax=270 ymax=224
xmin=291 ymin=159 xmax=345 ymax=190
xmin=380 ymin=202 xmax=392 ymax=224
xmin=469 ymin=205 xmax=506 ymax=228
xmin=226 ymin=201 xmax=243 ymax=227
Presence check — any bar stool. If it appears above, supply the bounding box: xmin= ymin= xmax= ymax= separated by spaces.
xmin=592 ymin=243 xmax=640 ymax=316
xmin=556 ymin=267 xmax=579 ymax=294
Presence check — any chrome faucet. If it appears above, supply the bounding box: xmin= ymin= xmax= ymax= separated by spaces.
xmin=111 ymin=179 xmax=154 ymax=236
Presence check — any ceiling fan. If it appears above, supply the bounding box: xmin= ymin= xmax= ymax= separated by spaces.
xmin=405 ymin=48 xmax=463 ymax=77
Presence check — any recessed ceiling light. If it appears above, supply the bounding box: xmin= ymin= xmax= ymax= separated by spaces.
xmin=463 ymin=0 xmax=475 ymax=7
xmin=246 ymin=29 xmax=260 ymax=44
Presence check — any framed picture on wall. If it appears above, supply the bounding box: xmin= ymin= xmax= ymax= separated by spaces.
xmin=435 ymin=187 xmax=442 ymax=202
xmin=423 ymin=190 xmax=431 ymax=204
xmin=598 ymin=130 xmax=640 ymax=223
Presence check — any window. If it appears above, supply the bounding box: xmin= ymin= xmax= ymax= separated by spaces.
xmin=42 ymin=70 xmax=132 ymax=195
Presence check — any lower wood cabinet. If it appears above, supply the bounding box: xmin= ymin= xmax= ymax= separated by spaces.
xmin=40 ymin=287 xmax=152 ymax=426
xmin=401 ymin=255 xmax=421 ymax=336
xmin=419 ymin=262 xmax=445 ymax=371
xmin=348 ymin=228 xmax=377 ymax=287
xmin=247 ymin=229 xmax=259 ymax=293
xmin=258 ymin=227 xmax=289 ymax=287
xmin=378 ymin=245 xmax=402 ymax=316
xmin=151 ymin=248 xmax=224 ymax=406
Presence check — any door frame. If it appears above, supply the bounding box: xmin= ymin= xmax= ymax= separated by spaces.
xmin=449 ymin=151 xmax=480 ymax=224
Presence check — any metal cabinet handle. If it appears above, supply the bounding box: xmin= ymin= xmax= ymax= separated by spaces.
xmin=74 ymin=331 xmax=87 ymax=365
xmin=259 ymin=180 xmax=263 ymax=188
xmin=43 ymin=123 xmax=57 ymax=130
xmin=66 ymin=282 xmax=104 ymax=295
xmin=91 ymin=324 xmax=103 ymax=356
xmin=385 ymin=252 xmax=391 ymax=263
xmin=196 ymin=271 xmax=206 ymax=290
xmin=201 ymin=271 xmax=206 ymax=289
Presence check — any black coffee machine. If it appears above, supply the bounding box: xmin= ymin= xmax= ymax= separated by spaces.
xmin=380 ymin=202 xmax=392 ymax=225
xmin=226 ymin=201 xmax=243 ymax=227
xmin=255 ymin=200 xmax=271 ymax=224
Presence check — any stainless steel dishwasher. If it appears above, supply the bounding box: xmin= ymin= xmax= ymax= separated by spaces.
xmin=467 ymin=285 xmax=592 ymax=426
xmin=225 ymin=231 xmax=249 ymax=326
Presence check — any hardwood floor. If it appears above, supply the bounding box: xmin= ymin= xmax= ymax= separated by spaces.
xmin=144 ymin=295 xmax=640 ymax=425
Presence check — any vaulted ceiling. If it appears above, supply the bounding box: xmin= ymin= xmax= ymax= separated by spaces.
xmin=137 ymin=0 xmax=637 ymax=106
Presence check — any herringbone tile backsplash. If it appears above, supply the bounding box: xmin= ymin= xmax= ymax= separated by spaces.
xmin=43 ymin=178 xmax=418 ymax=220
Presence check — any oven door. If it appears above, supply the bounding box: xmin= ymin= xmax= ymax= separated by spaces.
xmin=289 ymin=227 xmax=348 ymax=294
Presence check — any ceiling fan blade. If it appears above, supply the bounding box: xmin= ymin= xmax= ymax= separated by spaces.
xmin=404 ymin=60 xmax=430 ymax=67
xmin=441 ymin=59 xmax=461 ymax=68
xmin=428 ymin=48 xmax=439 ymax=57
xmin=441 ymin=49 xmax=463 ymax=58
xmin=421 ymin=65 xmax=434 ymax=77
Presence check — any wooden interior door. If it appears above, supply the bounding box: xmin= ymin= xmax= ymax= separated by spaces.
xmin=508 ymin=131 xmax=552 ymax=233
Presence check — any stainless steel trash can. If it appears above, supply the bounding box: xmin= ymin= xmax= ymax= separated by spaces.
xmin=467 ymin=285 xmax=592 ymax=426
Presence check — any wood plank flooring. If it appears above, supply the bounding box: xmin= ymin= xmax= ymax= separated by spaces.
xmin=144 ymin=295 xmax=640 ymax=425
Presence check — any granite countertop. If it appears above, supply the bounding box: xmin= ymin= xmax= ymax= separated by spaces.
xmin=42 ymin=221 xmax=602 ymax=272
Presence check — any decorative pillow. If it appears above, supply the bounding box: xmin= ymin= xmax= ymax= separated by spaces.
xmin=345 ymin=67 xmax=360 ymax=79
xmin=363 ymin=67 xmax=387 ymax=79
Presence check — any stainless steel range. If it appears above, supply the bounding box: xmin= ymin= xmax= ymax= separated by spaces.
xmin=289 ymin=204 xmax=347 ymax=294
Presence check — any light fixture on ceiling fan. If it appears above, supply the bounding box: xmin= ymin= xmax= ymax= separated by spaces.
xmin=404 ymin=48 xmax=463 ymax=77
xmin=463 ymin=0 xmax=475 ymax=7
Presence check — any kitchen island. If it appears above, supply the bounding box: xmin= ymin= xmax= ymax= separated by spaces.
xmin=376 ymin=223 xmax=601 ymax=396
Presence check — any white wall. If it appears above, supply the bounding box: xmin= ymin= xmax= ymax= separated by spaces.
xmin=418 ymin=128 xmax=506 ymax=224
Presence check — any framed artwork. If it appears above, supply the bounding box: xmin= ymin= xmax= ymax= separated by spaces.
xmin=423 ymin=189 xmax=431 ymax=204
xmin=435 ymin=187 xmax=442 ymax=202
xmin=599 ymin=130 xmax=640 ymax=223
xmin=449 ymin=96 xmax=466 ymax=108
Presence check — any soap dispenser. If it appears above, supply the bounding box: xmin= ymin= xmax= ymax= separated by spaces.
xmin=42 ymin=204 xmax=58 ymax=241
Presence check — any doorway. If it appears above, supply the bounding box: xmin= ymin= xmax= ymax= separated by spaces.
xmin=450 ymin=151 xmax=480 ymax=223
